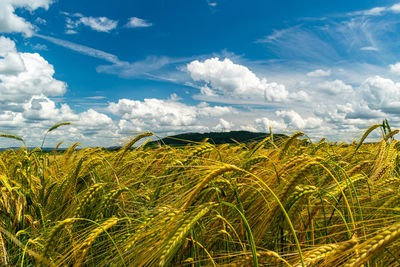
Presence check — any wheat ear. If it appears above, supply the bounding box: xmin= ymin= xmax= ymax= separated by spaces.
xmin=159 ymin=203 xmax=215 ymax=266
xmin=345 ymin=222 xmax=400 ymax=266
xmin=182 ymin=165 xmax=238 ymax=210
xmin=76 ymin=217 xmax=120 ymax=266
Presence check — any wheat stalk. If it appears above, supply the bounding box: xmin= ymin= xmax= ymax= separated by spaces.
xmin=159 ymin=203 xmax=215 ymax=266
xmin=76 ymin=217 xmax=120 ymax=266
xmin=345 ymin=222 xmax=400 ymax=266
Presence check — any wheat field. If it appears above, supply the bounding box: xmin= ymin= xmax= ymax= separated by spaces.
xmin=1 ymin=123 xmax=400 ymax=266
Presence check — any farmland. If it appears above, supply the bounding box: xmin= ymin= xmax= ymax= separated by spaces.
xmin=1 ymin=125 xmax=400 ymax=266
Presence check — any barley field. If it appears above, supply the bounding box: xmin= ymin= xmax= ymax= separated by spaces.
xmin=1 ymin=123 xmax=400 ymax=266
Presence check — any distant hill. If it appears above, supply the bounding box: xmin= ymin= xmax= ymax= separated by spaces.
xmin=0 ymin=132 xmax=287 ymax=151
xmin=146 ymin=131 xmax=287 ymax=147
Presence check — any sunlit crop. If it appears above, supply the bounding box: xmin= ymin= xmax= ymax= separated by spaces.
xmin=1 ymin=122 xmax=400 ymax=266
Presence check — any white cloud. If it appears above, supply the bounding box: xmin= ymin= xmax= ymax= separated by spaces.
xmin=196 ymin=102 xmax=232 ymax=117
xmin=187 ymin=57 xmax=289 ymax=101
xmin=0 ymin=111 xmax=24 ymax=127
xmin=65 ymin=29 xmax=78 ymax=35
xmin=337 ymin=102 xmax=385 ymax=119
xmin=276 ymin=110 xmax=322 ymax=129
xmin=289 ymin=90 xmax=310 ymax=102
xmin=125 ymin=17 xmax=152 ymax=28
xmin=31 ymin=43 xmax=48 ymax=51
xmin=35 ymin=34 xmax=121 ymax=64
xmin=35 ymin=17 xmax=47 ymax=25
xmin=0 ymin=0 xmax=52 ymax=36
xmin=213 ymin=118 xmax=233 ymax=132
xmin=97 ymin=55 xmax=174 ymax=78
xmin=20 ymin=94 xmax=117 ymax=145
xmin=79 ymin=16 xmax=118 ymax=32
xmin=35 ymin=34 xmax=188 ymax=80
xmin=257 ymin=26 xmax=340 ymax=63
xmin=23 ymin=95 xmax=77 ymax=121
xmin=254 ymin=118 xmax=286 ymax=132
xmin=0 ymin=39 xmax=26 ymax=75
xmin=64 ymin=13 xmax=118 ymax=33
xmin=0 ymin=37 xmax=66 ymax=104
xmin=307 ymin=69 xmax=331 ymax=77
xmin=360 ymin=75 xmax=400 ymax=113
xmin=77 ymin=109 xmax=113 ymax=127
xmin=0 ymin=37 xmax=128 ymax=147
xmin=390 ymin=3 xmax=400 ymax=13
xmin=108 ymin=95 xmax=234 ymax=133
xmin=207 ymin=1 xmax=217 ymax=7
xmin=318 ymin=79 xmax=353 ymax=95
xmin=0 ymin=36 xmax=120 ymax=147
xmin=349 ymin=3 xmax=400 ymax=16
xmin=363 ymin=7 xmax=386 ymax=16
xmin=389 ymin=62 xmax=400 ymax=75
xmin=109 ymin=98 xmax=195 ymax=126
xmin=348 ymin=6 xmax=387 ymax=16
xmin=360 ymin=46 xmax=379 ymax=51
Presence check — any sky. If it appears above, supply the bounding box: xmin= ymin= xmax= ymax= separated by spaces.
xmin=1 ymin=0 xmax=400 ymax=147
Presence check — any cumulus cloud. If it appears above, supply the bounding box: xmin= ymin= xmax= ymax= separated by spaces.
xmin=254 ymin=118 xmax=286 ymax=132
xmin=0 ymin=36 xmax=121 ymax=147
xmin=337 ymin=102 xmax=385 ymax=119
xmin=307 ymin=69 xmax=331 ymax=77
xmin=6 ymin=94 xmax=117 ymax=147
xmin=125 ymin=17 xmax=152 ymax=28
xmin=0 ymin=38 xmax=25 ymax=75
xmin=187 ymin=57 xmax=289 ymax=101
xmin=391 ymin=3 xmax=400 ymax=13
xmin=310 ymin=74 xmax=400 ymax=136
xmin=276 ymin=110 xmax=323 ymax=129
xmin=389 ymin=62 xmax=400 ymax=75
xmin=64 ymin=13 xmax=118 ymax=33
xmin=22 ymin=94 xmax=79 ymax=121
xmin=0 ymin=111 xmax=24 ymax=128
xmin=318 ymin=79 xmax=353 ymax=95
xmin=108 ymin=95 xmax=234 ymax=133
xmin=78 ymin=109 xmax=113 ymax=127
xmin=289 ymin=90 xmax=310 ymax=102
xmin=0 ymin=37 xmax=66 ymax=104
xmin=360 ymin=75 xmax=400 ymax=113
xmin=213 ymin=118 xmax=233 ymax=132
xmin=0 ymin=0 xmax=52 ymax=36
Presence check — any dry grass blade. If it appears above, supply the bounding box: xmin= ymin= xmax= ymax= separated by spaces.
xmin=354 ymin=124 xmax=382 ymax=153
xmin=0 ymin=233 xmax=7 ymax=265
xmin=47 ymin=122 xmax=72 ymax=133
xmin=41 ymin=122 xmax=72 ymax=148
xmin=0 ymin=133 xmax=25 ymax=146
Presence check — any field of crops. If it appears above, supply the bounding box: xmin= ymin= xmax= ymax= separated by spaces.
xmin=1 ymin=125 xmax=400 ymax=266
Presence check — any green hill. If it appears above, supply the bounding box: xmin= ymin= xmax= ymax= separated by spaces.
xmin=147 ymin=131 xmax=287 ymax=146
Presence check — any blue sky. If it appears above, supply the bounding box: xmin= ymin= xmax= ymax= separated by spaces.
xmin=1 ymin=0 xmax=400 ymax=147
